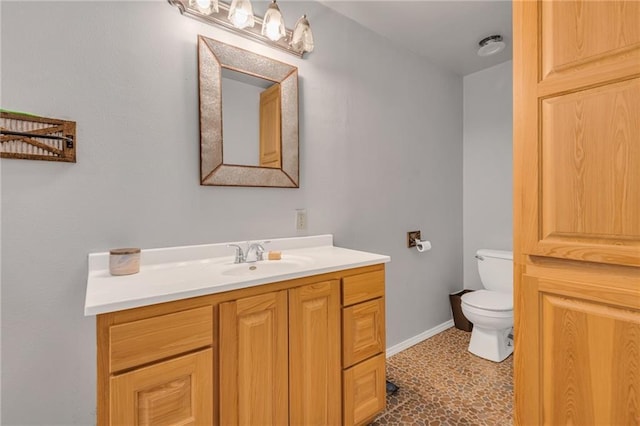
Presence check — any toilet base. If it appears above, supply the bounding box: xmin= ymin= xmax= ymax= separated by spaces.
xmin=468 ymin=325 xmax=513 ymax=362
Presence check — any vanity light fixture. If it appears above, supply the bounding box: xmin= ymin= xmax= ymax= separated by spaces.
xmin=477 ymin=35 xmax=506 ymax=57
xmin=168 ymin=0 xmax=314 ymax=58
xmin=262 ymin=0 xmax=286 ymax=42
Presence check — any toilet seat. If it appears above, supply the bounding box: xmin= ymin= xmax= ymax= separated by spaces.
xmin=461 ymin=290 xmax=512 ymax=311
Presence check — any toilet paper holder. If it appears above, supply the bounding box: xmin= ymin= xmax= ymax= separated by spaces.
xmin=406 ymin=231 xmax=432 ymax=252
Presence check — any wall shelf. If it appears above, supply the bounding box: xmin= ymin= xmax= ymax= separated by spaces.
xmin=0 ymin=111 xmax=76 ymax=163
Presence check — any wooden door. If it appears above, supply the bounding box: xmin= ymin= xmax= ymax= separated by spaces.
xmin=513 ymin=1 xmax=640 ymax=424
xmin=219 ymin=291 xmax=288 ymax=425
xmin=110 ymin=349 xmax=213 ymax=426
xmin=259 ymin=83 xmax=282 ymax=168
xmin=289 ymin=280 xmax=341 ymax=426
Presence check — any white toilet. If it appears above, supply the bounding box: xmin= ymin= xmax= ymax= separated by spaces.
xmin=461 ymin=249 xmax=513 ymax=362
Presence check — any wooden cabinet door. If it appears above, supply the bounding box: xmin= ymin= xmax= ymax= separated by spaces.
xmin=289 ymin=280 xmax=341 ymax=426
xmin=219 ymin=291 xmax=288 ymax=426
xmin=513 ymin=1 xmax=640 ymax=424
xmin=110 ymin=349 xmax=213 ymax=426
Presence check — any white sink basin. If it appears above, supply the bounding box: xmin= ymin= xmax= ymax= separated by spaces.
xmin=85 ymin=235 xmax=392 ymax=316
xmin=221 ymin=256 xmax=314 ymax=277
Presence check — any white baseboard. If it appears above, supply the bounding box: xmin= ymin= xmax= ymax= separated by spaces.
xmin=386 ymin=320 xmax=454 ymax=358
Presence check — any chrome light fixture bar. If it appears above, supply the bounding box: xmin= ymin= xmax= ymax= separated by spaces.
xmin=168 ymin=0 xmax=312 ymax=58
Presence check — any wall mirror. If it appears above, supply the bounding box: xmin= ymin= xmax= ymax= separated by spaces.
xmin=198 ymin=35 xmax=299 ymax=187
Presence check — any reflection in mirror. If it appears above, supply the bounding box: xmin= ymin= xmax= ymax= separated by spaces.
xmin=221 ymin=69 xmax=281 ymax=169
xmin=258 ymin=82 xmax=282 ymax=169
xmin=198 ymin=35 xmax=298 ymax=188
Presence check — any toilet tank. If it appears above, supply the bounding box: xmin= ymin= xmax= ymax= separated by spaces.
xmin=476 ymin=249 xmax=513 ymax=293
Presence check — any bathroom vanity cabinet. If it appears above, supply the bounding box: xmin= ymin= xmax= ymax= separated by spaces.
xmin=96 ymin=264 xmax=386 ymax=426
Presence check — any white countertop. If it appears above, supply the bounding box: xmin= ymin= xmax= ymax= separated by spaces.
xmin=84 ymin=235 xmax=390 ymax=316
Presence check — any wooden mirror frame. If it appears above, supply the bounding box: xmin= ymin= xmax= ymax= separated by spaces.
xmin=198 ymin=35 xmax=299 ymax=187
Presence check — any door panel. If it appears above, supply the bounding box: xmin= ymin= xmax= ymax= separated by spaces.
xmin=541 ymin=1 xmax=640 ymax=76
xmin=531 ymin=273 xmax=640 ymax=425
xmin=541 ymin=294 xmax=639 ymax=425
xmin=534 ymin=72 xmax=640 ymax=267
xmin=539 ymin=1 xmax=640 ymax=95
xmin=514 ymin=0 xmax=640 ymax=424
xmin=514 ymin=0 xmax=640 ymax=268
xmin=539 ymin=78 xmax=640 ymax=265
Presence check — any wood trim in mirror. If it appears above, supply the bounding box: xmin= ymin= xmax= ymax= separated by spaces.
xmin=198 ymin=36 xmax=299 ymax=188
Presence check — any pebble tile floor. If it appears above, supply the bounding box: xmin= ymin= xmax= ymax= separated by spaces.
xmin=371 ymin=327 xmax=513 ymax=426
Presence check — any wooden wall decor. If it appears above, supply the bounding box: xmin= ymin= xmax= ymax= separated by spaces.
xmin=0 ymin=111 xmax=76 ymax=162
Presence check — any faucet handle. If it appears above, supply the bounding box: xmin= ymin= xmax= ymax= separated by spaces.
xmin=246 ymin=240 xmax=270 ymax=262
xmin=227 ymin=244 xmax=245 ymax=264
xmin=255 ymin=241 xmax=269 ymax=261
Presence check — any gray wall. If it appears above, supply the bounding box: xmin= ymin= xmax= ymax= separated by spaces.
xmin=1 ymin=1 xmax=462 ymax=424
xmin=221 ymin=76 xmax=261 ymax=166
xmin=462 ymin=60 xmax=512 ymax=289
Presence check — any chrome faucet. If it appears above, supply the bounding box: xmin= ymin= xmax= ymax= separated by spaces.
xmin=227 ymin=241 xmax=270 ymax=264
xmin=227 ymin=244 xmax=246 ymax=264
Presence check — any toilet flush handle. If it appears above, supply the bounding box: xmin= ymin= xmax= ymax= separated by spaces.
xmin=475 ymin=255 xmax=485 ymax=261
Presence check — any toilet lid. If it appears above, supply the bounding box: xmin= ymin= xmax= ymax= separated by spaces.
xmin=461 ymin=290 xmax=512 ymax=311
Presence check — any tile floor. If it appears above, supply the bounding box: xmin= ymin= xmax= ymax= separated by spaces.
xmin=372 ymin=327 xmax=513 ymax=426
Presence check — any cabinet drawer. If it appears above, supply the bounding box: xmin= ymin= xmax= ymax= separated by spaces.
xmin=343 ymin=353 xmax=386 ymax=426
xmin=342 ymin=270 xmax=385 ymax=307
xmin=109 ymin=306 xmax=213 ymax=373
xmin=343 ymin=298 xmax=385 ymax=368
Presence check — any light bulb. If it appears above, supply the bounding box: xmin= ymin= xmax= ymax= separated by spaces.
xmin=228 ymin=0 xmax=255 ymax=29
xmin=190 ymin=0 xmax=218 ymax=14
xmin=262 ymin=1 xmax=286 ymax=42
xmin=290 ymin=15 xmax=314 ymax=53
xmin=233 ymin=9 xmax=248 ymax=25
xmin=265 ymin=22 xmax=281 ymax=41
